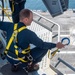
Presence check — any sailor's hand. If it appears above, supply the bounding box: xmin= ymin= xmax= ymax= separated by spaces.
xmin=56 ymin=42 xmax=65 ymax=49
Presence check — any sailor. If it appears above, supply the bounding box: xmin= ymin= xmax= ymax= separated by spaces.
xmin=9 ymin=0 xmax=26 ymax=23
xmin=0 ymin=9 xmax=65 ymax=73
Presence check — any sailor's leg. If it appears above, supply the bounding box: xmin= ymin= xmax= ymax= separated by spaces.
xmin=30 ymin=47 xmax=48 ymax=64
xmin=19 ymin=1 xmax=26 ymax=10
xmin=12 ymin=1 xmax=26 ymax=23
xmin=9 ymin=0 xmax=26 ymax=23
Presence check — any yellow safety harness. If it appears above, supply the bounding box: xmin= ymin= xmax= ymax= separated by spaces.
xmin=4 ymin=24 xmax=32 ymax=62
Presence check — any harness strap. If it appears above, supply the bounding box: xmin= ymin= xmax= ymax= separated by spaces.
xmin=12 ymin=0 xmax=14 ymax=12
xmin=5 ymin=24 xmax=32 ymax=62
xmin=5 ymin=24 xmax=26 ymax=54
xmin=14 ymin=45 xmax=30 ymax=55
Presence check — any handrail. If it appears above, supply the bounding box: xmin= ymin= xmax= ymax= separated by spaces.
xmin=50 ymin=65 xmax=63 ymax=75
xmin=32 ymin=11 xmax=60 ymax=42
xmin=58 ymin=58 xmax=75 ymax=72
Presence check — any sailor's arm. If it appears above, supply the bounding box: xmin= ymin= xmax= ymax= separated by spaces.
xmin=29 ymin=32 xmax=64 ymax=50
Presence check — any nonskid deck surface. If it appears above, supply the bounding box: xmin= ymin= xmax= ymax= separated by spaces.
xmin=0 ymin=63 xmax=27 ymax=75
xmin=0 ymin=62 xmax=56 ymax=75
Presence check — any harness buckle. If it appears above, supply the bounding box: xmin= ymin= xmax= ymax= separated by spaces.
xmin=18 ymin=48 xmax=22 ymax=53
xmin=27 ymin=53 xmax=33 ymax=62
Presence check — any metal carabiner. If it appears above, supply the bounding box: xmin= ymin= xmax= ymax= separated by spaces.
xmin=27 ymin=54 xmax=33 ymax=61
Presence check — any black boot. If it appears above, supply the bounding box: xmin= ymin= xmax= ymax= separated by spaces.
xmin=26 ymin=63 xmax=39 ymax=72
xmin=11 ymin=65 xmax=19 ymax=72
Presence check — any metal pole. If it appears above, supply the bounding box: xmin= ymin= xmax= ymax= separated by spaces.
xmin=58 ymin=58 xmax=75 ymax=72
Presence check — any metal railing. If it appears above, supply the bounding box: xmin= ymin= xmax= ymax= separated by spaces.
xmin=32 ymin=11 xmax=61 ymax=42
xmin=55 ymin=58 xmax=75 ymax=72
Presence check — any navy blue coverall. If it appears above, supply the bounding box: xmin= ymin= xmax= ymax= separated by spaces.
xmin=0 ymin=22 xmax=56 ymax=68
xmin=9 ymin=0 xmax=26 ymax=23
